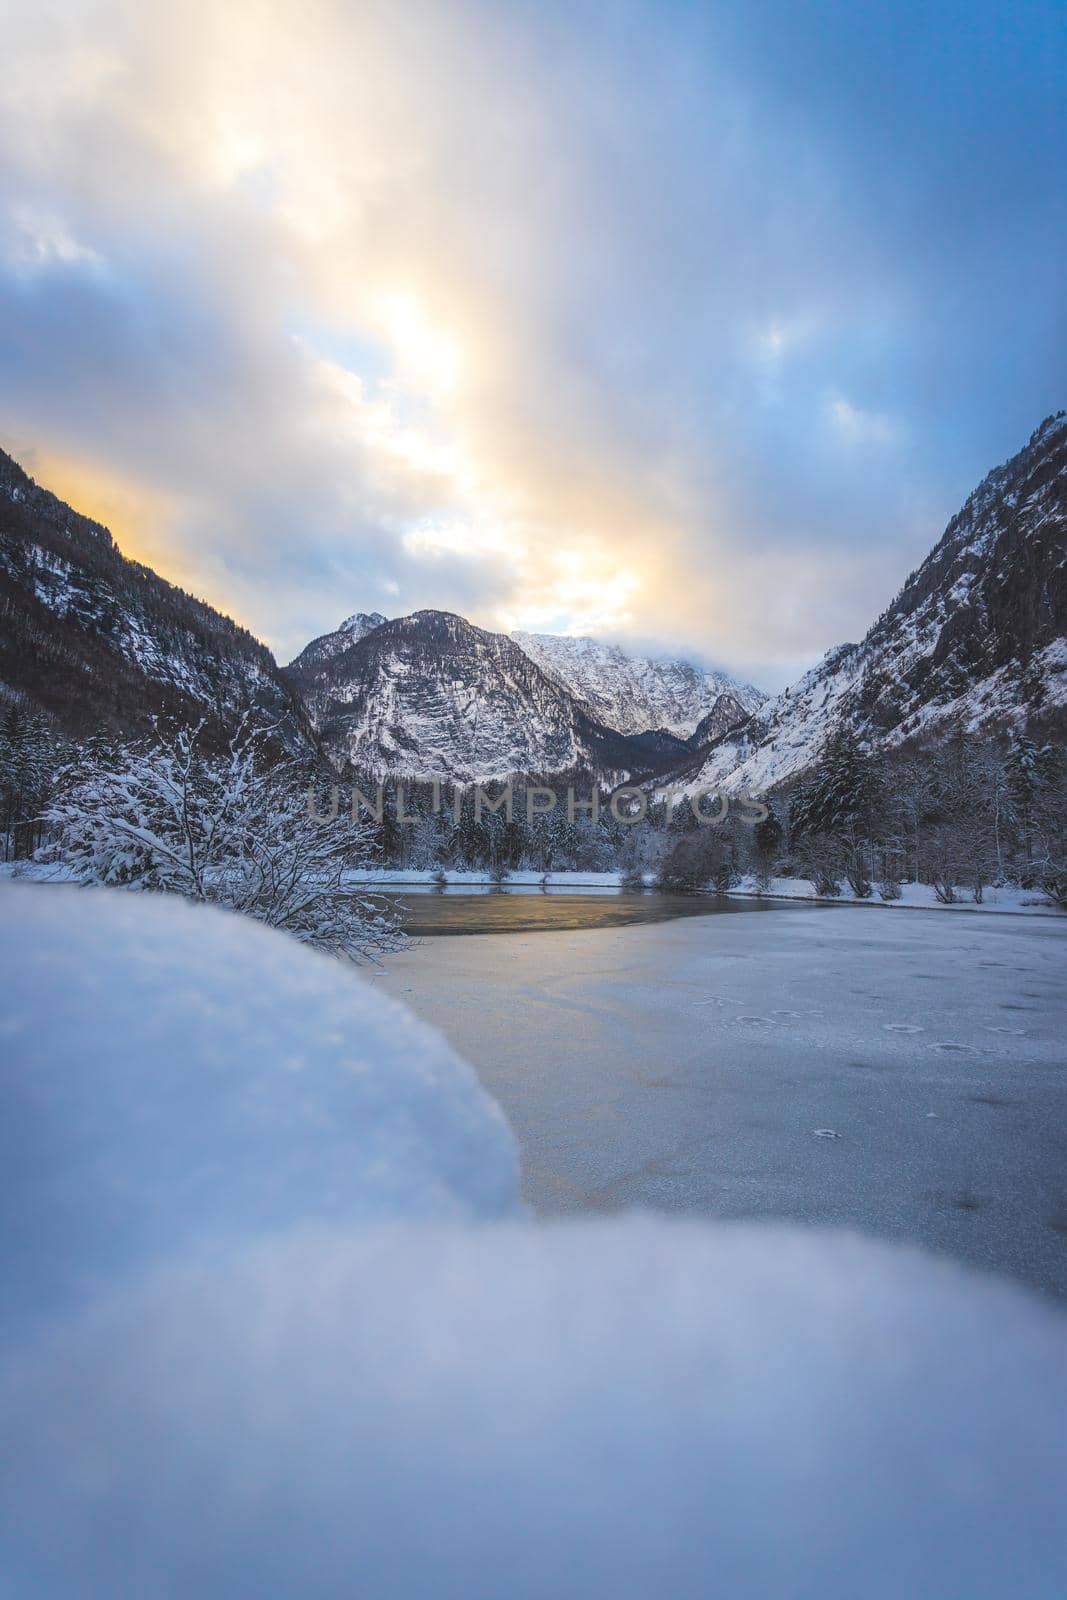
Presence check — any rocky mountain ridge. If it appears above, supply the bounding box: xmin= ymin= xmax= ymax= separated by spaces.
xmin=677 ymin=412 xmax=1067 ymax=794
xmin=0 ymin=447 xmax=315 ymax=754
xmin=283 ymin=609 xmax=693 ymax=782
xmin=286 ymin=609 xmax=763 ymax=780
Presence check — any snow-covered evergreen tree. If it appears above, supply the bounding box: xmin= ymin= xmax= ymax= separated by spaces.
xmin=752 ymin=800 xmax=784 ymax=892
xmin=0 ymin=705 xmax=56 ymax=860
xmin=806 ymin=723 xmax=879 ymax=837
xmin=1003 ymin=733 xmax=1049 ymax=874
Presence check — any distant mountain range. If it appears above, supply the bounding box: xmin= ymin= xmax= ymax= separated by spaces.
xmin=1 ymin=413 xmax=1064 ymax=788
xmin=283 ymin=611 xmax=761 ymax=781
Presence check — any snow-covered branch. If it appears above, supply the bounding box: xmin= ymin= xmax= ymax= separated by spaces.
xmin=42 ymin=721 xmax=404 ymax=961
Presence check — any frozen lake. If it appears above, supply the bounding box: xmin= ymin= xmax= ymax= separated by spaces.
xmin=391 ymin=888 xmax=813 ymax=935
xmin=384 ymin=905 xmax=1067 ymax=1299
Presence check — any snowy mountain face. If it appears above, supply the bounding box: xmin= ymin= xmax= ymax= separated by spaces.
xmin=283 ymin=609 xmax=686 ymax=782
xmin=285 ymin=614 xmax=764 ymax=781
xmin=286 ymin=612 xmax=388 ymax=673
xmin=0 ymin=447 xmax=315 ymax=753
xmin=511 ymin=632 xmax=764 ymax=739
xmin=681 ymin=412 xmax=1067 ymax=794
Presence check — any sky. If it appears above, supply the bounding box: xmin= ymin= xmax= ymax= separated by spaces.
xmin=0 ymin=0 xmax=1064 ymax=688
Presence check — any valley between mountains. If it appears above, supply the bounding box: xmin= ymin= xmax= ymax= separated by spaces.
xmin=2 ymin=413 xmax=1065 ymax=793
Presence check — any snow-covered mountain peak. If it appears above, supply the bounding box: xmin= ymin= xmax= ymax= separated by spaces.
xmin=282 ymin=610 xmax=765 ymax=780
xmin=339 ymin=611 xmax=388 ymax=638
xmin=512 ymin=630 xmax=764 ymax=740
xmin=284 ymin=607 xmax=680 ymax=782
xmin=286 ymin=610 xmax=389 ymax=672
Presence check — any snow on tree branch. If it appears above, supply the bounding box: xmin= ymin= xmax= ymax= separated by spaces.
xmin=41 ymin=719 xmax=405 ymax=962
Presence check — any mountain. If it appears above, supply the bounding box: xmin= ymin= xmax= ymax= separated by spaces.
xmin=0 ymin=447 xmax=315 ymax=753
xmin=680 ymin=412 xmax=1067 ymax=794
xmin=283 ymin=609 xmax=692 ymax=782
xmin=0 ymin=442 xmax=744 ymax=783
xmin=510 ymin=632 xmax=763 ymax=740
xmin=9 ymin=409 xmax=1064 ymax=789
xmin=286 ymin=612 xmax=388 ymax=674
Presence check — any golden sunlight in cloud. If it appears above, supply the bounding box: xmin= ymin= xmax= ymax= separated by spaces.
xmin=18 ymin=448 xmax=260 ymax=634
xmin=310 ymin=355 xmax=467 ymax=489
xmin=20 ymin=449 xmax=164 ymax=566
xmin=0 ymin=0 xmax=710 ymax=660
xmin=401 ymin=518 xmax=497 ymax=562
xmin=500 ymin=558 xmax=641 ymax=638
xmin=375 ymin=291 xmax=467 ymax=399
xmin=0 ymin=0 xmax=919 ymax=683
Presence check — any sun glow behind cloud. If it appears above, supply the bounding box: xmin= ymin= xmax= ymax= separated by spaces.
xmin=0 ymin=0 xmax=1063 ymax=683
xmin=375 ymin=292 xmax=468 ymax=400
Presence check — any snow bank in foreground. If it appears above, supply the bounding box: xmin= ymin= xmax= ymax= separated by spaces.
xmin=0 ymin=884 xmax=519 ymax=1330
xmin=3 ymin=1220 xmax=1066 ymax=1600
xmin=4 ymin=883 xmax=1067 ymax=1597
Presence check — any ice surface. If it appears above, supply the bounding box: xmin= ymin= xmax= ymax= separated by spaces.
xmin=0 ymin=883 xmax=520 ymax=1332
xmin=385 ymin=906 xmax=1067 ymax=1296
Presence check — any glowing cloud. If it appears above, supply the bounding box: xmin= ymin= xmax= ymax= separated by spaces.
xmin=0 ymin=0 xmax=1063 ymax=684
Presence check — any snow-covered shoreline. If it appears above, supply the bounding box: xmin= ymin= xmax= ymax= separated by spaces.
xmin=5 ymin=859 xmax=1064 ymax=916
xmin=344 ymin=866 xmax=1066 ymax=916
xmin=727 ymin=875 xmax=1066 ymax=917
xmin=343 ymin=866 xmax=628 ymax=889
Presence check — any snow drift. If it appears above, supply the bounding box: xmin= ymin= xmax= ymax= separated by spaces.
xmin=0 ymin=883 xmax=520 ymax=1332
xmin=3 ymin=1221 xmax=1066 ymax=1599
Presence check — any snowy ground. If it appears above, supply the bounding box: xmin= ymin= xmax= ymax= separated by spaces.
xmin=7 ymin=1219 xmax=1067 ymax=1600
xmin=730 ymin=873 xmax=1066 ymax=917
xmin=0 ymin=884 xmax=520 ymax=1335
xmin=384 ymin=907 xmax=1067 ymax=1298
xmin=3 ymin=882 xmax=1067 ymax=1595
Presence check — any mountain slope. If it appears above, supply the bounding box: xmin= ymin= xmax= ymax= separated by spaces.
xmin=511 ymin=632 xmax=764 ymax=740
xmin=284 ymin=609 xmax=688 ymax=782
xmin=0 ymin=447 xmax=315 ymax=752
xmin=681 ymin=412 xmax=1067 ymax=794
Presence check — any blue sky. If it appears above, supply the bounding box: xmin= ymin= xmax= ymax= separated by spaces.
xmin=0 ymin=0 xmax=1063 ymax=686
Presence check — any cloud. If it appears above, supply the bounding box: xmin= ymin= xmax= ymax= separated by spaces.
xmin=0 ymin=0 xmax=1064 ymax=685
xmin=826 ymin=395 xmax=898 ymax=447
